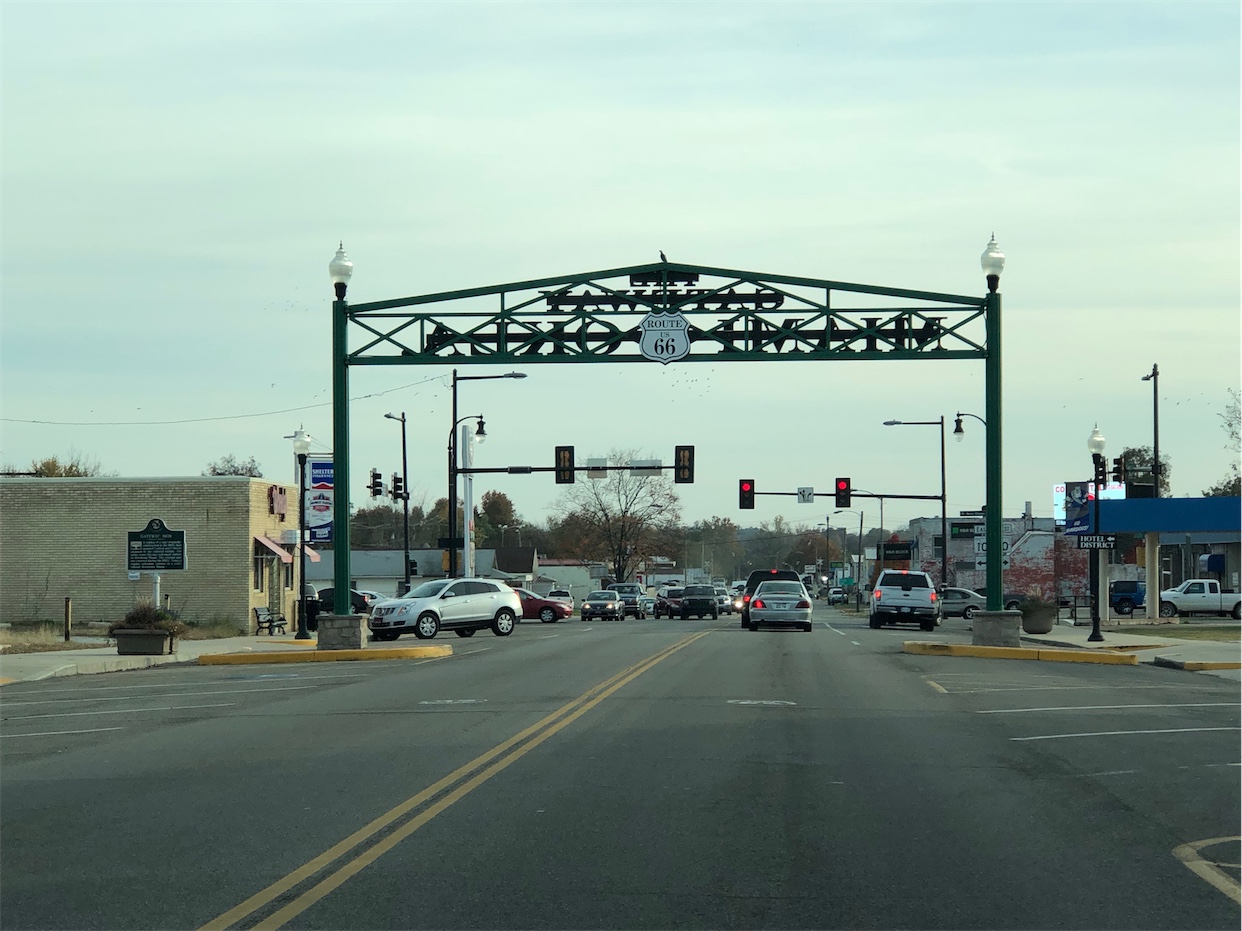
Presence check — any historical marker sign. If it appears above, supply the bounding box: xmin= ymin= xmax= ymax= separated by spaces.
xmin=127 ymin=518 xmax=186 ymax=572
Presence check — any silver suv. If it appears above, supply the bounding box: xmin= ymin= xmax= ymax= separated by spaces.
xmin=369 ymin=578 xmax=521 ymax=641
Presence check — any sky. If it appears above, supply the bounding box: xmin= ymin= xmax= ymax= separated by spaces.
xmin=2 ymin=1 xmax=1239 ymax=540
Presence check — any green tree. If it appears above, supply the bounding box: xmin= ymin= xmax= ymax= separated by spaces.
xmin=1203 ymin=388 xmax=1240 ymax=497
xmin=10 ymin=451 xmax=107 ymax=476
xmin=1116 ymin=445 xmax=1171 ymax=496
xmin=203 ymin=454 xmax=263 ymax=477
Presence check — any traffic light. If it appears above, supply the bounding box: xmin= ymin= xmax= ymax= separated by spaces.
xmin=1092 ymin=453 xmax=1107 ymax=486
xmin=1110 ymin=456 xmax=1126 ymax=484
xmin=834 ymin=477 xmax=851 ymax=508
xmin=739 ymin=479 xmax=755 ymax=509
xmin=391 ymin=473 xmax=404 ymax=500
xmin=369 ymin=468 xmax=383 ymax=497
xmin=674 ymin=445 xmax=694 ymax=483
xmin=555 ymin=446 xmax=575 ymax=484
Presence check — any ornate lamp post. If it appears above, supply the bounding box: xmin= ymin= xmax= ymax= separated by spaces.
xmin=981 ymin=235 xmax=1006 ymax=611
xmin=328 ymin=244 xmax=353 ymax=617
xmin=291 ymin=428 xmax=313 ymax=640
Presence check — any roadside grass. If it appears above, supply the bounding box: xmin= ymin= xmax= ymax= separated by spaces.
xmin=1 ymin=617 xmax=245 ymax=653
xmin=1111 ymin=625 xmax=1240 ymax=642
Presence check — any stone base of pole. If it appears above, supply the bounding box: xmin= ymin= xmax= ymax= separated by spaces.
xmin=972 ymin=609 xmax=1023 ymax=647
xmin=316 ymin=614 xmax=367 ymax=650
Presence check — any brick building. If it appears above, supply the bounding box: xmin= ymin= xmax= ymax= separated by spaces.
xmin=0 ymin=477 xmax=314 ymax=632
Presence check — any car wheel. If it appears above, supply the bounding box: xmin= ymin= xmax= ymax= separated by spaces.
xmin=802 ymin=623 xmax=813 ymax=632
xmin=454 ymin=628 xmax=476 ymax=638
xmin=920 ymin=618 xmax=936 ymax=632
xmin=711 ymin=610 xmax=718 ymax=619
xmin=374 ymin=631 xmax=401 ymax=642
xmin=962 ymin=606 xmax=976 ymax=621
xmin=1233 ymin=603 xmax=1240 ymax=620
xmin=1116 ymin=599 xmax=1133 ymax=616
xmin=1005 ymin=600 xmax=1021 ymax=611
xmin=414 ymin=612 xmax=440 ymax=639
xmin=869 ymin=614 xmax=882 ymax=629
xmin=1159 ymin=602 xmax=1178 ymax=618
xmin=492 ymin=608 xmax=516 ymax=636
xmin=740 ymin=616 xmax=748 ymax=628
xmin=540 ymin=608 xmax=556 ymax=623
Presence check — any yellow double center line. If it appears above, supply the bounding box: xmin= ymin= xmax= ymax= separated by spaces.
xmin=202 ymin=629 xmax=711 ymax=930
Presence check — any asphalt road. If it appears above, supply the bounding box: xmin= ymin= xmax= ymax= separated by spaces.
xmin=2 ymin=612 xmax=1238 ymax=930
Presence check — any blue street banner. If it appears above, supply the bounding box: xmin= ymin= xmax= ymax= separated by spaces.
xmin=307 ymin=456 xmax=334 ymax=544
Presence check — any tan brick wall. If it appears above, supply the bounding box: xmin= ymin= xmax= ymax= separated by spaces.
xmin=0 ymin=477 xmax=301 ymax=632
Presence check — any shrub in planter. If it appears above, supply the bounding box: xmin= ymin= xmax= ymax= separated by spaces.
xmin=108 ymin=601 xmax=190 ymax=640
xmin=1018 ymin=596 xmax=1059 ymax=634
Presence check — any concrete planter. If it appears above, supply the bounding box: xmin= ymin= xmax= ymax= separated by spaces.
xmin=113 ymin=628 xmax=176 ymax=655
xmin=971 ymin=610 xmax=1022 ymax=647
xmin=1021 ymin=608 xmax=1058 ymax=635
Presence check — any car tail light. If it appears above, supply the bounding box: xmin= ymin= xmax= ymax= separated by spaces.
xmin=796 ymin=600 xmax=811 ymax=609
xmin=929 ymin=591 xmax=938 ymax=602
xmin=873 ymin=590 xmax=882 ymax=600
xmin=751 ymin=599 xmax=765 ymax=609
xmin=743 ymin=594 xmax=752 ymax=603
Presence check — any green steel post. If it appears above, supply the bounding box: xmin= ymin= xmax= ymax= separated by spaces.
xmin=984 ymin=288 xmax=1003 ymax=610
xmin=332 ymin=298 xmax=351 ymax=615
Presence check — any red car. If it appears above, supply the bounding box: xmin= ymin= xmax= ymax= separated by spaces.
xmin=513 ymin=588 xmax=574 ymax=623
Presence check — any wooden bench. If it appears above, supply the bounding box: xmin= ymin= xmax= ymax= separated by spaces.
xmin=254 ymin=606 xmax=287 ymax=636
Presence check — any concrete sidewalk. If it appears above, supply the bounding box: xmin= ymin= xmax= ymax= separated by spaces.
xmin=0 ymin=634 xmax=451 ymax=686
xmin=1018 ymin=622 xmax=1241 ymax=679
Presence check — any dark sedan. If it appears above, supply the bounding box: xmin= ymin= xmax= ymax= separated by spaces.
xmin=316 ymin=587 xmax=372 ymax=614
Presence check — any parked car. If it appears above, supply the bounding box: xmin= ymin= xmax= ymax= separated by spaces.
xmin=317 ymin=587 xmax=371 ymax=615
xmin=826 ymin=587 xmax=847 ymax=605
xmin=546 ymin=589 xmax=575 ymax=612
xmin=748 ymin=580 xmax=814 ymax=632
xmin=581 ymin=590 xmax=625 ymax=622
xmin=681 ymin=584 xmax=719 ymax=619
xmin=1109 ymin=580 xmax=1146 ymax=616
xmin=606 ymin=582 xmax=647 ymax=619
xmin=938 ymin=586 xmax=987 ymax=620
xmin=740 ymin=569 xmax=803 ymax=627
xmin=368 ymin=578 xmax=521 ymax=640
xmin=512 ymin=587 xmax=574 ymax=623
xmin=653 ymin=587 xmax=684 ymax=619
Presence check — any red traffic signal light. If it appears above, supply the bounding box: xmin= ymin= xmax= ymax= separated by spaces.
xmin=834 ymin=477 xmax=851 ymax=508
xmin=739 ymin=479 xmax=755 ymax=509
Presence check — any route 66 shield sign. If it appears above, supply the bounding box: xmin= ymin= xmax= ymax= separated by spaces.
xmin=639 ymin=311 xmax=690 ymax=364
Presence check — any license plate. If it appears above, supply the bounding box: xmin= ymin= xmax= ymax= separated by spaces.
xmin=775 ymin=602 xmax=791 ymax=609
xmin=900 ymin=606 xmax=910 ymax=613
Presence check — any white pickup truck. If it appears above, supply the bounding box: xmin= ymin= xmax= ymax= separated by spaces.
xmin=870 ymin=569 xmax=941 ymax=631
xmin=1158 ymin=579 xmax=1241 ymax=619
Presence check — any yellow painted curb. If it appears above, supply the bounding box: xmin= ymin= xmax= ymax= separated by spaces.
xmin=198 ymin=645 xmax=452 ymax=665
xmin=902 ymin=641 xmax=1137 ymax=665
xmin=1180 ymin=661 xmax=1242 ymax=671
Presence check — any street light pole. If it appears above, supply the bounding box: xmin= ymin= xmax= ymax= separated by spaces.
xmin=981 ymin=236 xmax=1006 ymax=612
xmin=881 ymin=417 xmax=947 ymax=587
xmin=384 ymin=412 xmax=411 ymax=595
xmin=834 ymin=508 xmax=864 ymax=612
xmin=448 ymin=369 xmax=527 ymax=578
xmin=291 ymin=428 xmax=312 ymax=640
xmin=1088 ymin=424 xmax=1107 ymax=643
xmin=328 ymin=244 xmax=353 ymax=619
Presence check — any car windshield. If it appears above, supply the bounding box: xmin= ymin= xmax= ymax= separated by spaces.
xmin=405 ymin=580 xmax=450 ymax=599
xmin=586 ymin=591 xmax=614 ymax=600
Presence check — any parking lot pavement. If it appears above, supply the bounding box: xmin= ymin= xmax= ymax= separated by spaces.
xmin=0 ymin=634 xmax=450 ymax=685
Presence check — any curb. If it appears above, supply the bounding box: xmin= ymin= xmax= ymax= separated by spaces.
xmin=903 ymin=641 xmax=1138 ymax=665
xmin=1152 ymin=656 xmax=1242 ymax=672
xmin=197 ymin=645 xmax=453 ymax=665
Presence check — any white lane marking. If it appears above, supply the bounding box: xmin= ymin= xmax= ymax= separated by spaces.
xmin=8 ymin=703 xmax=237 ymax=720
xmin=11 ymin=674 xmax=367 ymax=694
xmin=537 ymin=635 xmax=559 ymax=640
xmin=1083 ymin=770 xmax=1141 ymax=777
xmin=418 ymin=699 xmax=487 ymax=705
xmin=980 ymin=703 xmax=1240 ymax=715
xmin=1012 ymin=727 xmax=1241 ymax=742
xmin=727 ymin=700 xmax=797 ymax=706
xmin=1 ymin=685 xmax=316 ymax=707
xmin=851 ymin=641 xmax=861 ymax=646
xmin=453 ymin=648 xmax=492 ymax=656
xmin=823 ymin=622 xmax=846 ymax=635
xmin=955 ymin=685 xmax=1209 ymax=695
xmin=0 ymin=727 xmax=125 ymax=739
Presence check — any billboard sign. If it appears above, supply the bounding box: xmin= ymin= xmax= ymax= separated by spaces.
xmin=1053 ymin=481 xmax=1125 ymax=526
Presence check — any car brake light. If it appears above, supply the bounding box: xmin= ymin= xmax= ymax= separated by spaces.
xmin=929 ymin=591 xmax=938 ymax=602
xmin=743 ymin=594 xmax=752 ymax=603
xmin=796 ymin=600 xmax=811 ymax=609
xmin=873 ymin=590 xmax=882 ymax=600
xmin=752 ymin=599 xmax=765 ymax=609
